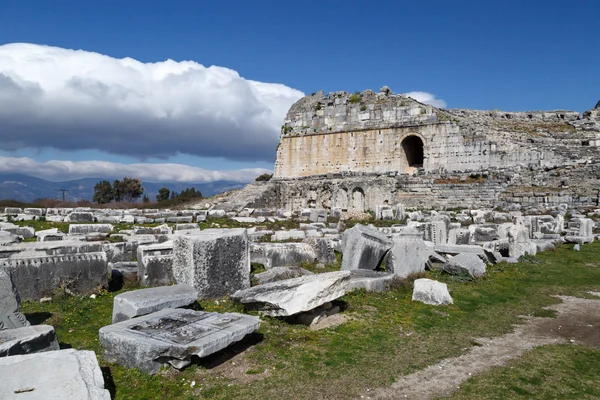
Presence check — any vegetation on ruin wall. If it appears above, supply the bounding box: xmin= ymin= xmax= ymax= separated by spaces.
xmin=21 ymin=242 xmax=600 ymax=399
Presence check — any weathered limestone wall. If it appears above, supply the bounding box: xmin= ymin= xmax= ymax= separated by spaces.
xmin=274 ymin=89 xmax=600 ymax=179
xmin=236 ymin=162 xmax=600 ymax=213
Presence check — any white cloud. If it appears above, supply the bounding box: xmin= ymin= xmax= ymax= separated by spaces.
xmin=405 ymin=91 xmax=447 ymax=108
xmin=0 ymin=43 xmax=304 ymax=162
xmin=0 ymin=156 xmax=271 ymax=183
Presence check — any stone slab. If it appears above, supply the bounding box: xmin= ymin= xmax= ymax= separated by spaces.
xmin=0 ymin=349 xmax=111 ymax=399
xmin=100 ymin=308 xmax=260 ymax=374
xmin=112 ymin=284 xmax=199 ymax=323
xmin=232 ymin=271 xmax=350 ymax=316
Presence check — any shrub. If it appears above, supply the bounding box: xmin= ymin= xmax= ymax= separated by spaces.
xmin=255 ymin=173 xmax=273 ymax=182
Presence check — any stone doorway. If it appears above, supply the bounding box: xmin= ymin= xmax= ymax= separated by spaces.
xmin=401 ymin=135 xmax=424 ymax=168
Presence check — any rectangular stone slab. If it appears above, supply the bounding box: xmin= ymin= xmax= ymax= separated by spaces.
xmin=100 ymin=308 xmax=261 ymax=374
xmin=0 ymin=349 xmax=111 ymax=399
xmin=112 ymin=284 xmax=199 ymax=323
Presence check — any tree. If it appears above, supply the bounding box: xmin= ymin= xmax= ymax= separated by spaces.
xmin=112 ymin=179 xmax=124 ymax=202
xmin=156 ymin=187 xmax=170 ymax=202
xmin=115 ymin=177 xmax=144 ymax=202
xmin=177 ymin=187 xmax=203 ymax=201
xmin=142 ymin=195 xmax=150 ymax=204
xmin=170 ymin=190 xmax=177 ymax=200
xmin=255 ymin=173 xmax=273 ymax=182
xmin=93 ymin=180 xmax=113 ymax=204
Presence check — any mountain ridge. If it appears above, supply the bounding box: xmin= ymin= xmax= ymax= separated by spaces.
xmin=0 ymin=173 xmax=248 ymax=202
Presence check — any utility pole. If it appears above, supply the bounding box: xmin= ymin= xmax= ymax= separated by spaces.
xmin=60 ymin=189 xmax=68 ymax=203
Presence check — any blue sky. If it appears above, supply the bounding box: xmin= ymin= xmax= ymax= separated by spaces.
xmin=0 ymin=0 xmax=598 ymax=182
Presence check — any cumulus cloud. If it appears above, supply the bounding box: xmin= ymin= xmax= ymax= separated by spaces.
xmin=405 ymin=91 xmax=447 ymax=108
xmin=0 ymin=157 xmax=270 ymax=183
xmin=0 ymin=43 xmax=304 ymax=162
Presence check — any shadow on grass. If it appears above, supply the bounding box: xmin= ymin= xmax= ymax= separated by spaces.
xmin=59 ymin=342 xmax=73 ymax=349
xmin=25 ymin=311 xmax=52 ymax=325
xmin=196 ymin=332 xmax=264 ymax=369
xmin=101 ymin=366 xmax=117 ymax=398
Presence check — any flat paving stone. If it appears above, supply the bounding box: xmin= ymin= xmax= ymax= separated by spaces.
xmin=100 ymin=308 xmax=261 ymax=374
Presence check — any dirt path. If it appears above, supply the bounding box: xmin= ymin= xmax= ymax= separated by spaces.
xmin=368 ymin=295 xmax=600 ymax=400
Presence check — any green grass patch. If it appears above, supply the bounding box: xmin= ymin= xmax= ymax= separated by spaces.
xmin=446 ymin=344 xmax=600 ymax=399
xmin=20 ymin=242 xmax=600 ymax=399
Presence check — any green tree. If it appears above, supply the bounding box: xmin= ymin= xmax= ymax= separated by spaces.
xmin=156 ymin=187 xmax=170 ymax=202
xmin=177 ymin=187 xmax=203 ymax=201
xmin=113 ymin=177 xmax=144 ymax=202
xmin=92 ymin=180 xmax=113 ymax=204
xmin=112 ymin=179 xmax=124 ymax=202
xmin=142 ymin=194 xmax=150 ymax=204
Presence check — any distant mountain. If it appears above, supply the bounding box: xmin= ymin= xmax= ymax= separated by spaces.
xmin=0 ymin=173 xmax=248 ymax=202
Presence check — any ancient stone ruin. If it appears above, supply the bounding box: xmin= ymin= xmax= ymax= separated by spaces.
xmin=0 ymin=90 xmax=599 ymax=397
xmin=217 ymin=89 xmax=600 ymax=213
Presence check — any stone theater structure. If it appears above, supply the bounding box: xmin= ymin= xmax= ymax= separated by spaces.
xmin=225 ymin=87 xmax=600 ymax=212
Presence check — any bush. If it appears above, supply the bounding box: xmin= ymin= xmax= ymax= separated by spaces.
xmin=255 ymin=173 xmax=273 ymax=182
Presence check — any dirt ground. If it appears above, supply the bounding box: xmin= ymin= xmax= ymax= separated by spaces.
xmin=367 ymin=295 xmax=600 ymax=400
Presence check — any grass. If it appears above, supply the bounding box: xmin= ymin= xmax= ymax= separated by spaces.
xmin=20 ymin=242 xmax=600 ymax=399
xmin=446 ymin=344 xmax=600 ymax=399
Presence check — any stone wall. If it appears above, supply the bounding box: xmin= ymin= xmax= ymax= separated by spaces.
xmin=274 ymin=89 xmax=600 ymax=179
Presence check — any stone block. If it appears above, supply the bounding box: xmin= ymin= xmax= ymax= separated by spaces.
xmin=172 ymin=229 xmax=250 ymax=298
xmin=0 ymin=325 xmax=59 ymax=356
xmin=341 ymin=224 xmax=392 ymax=271
xmin=133 ymin=224 xmax=172 ymax=235
xmin=347 ymin=270 xmax=396 ymax=292
xmin=0 ymin=268 xmax=30 ymax=330
xmin=66 ymin=212 xmax=95 ymax=223
xmin=112 ymin=284 xmax=198 ymax=323
xmin=387 ymin=228 xmax=429 ymax=278
xmin=443 ymin=253 xmax=486 ymax=278
xmin=0 ymin=349 xmax=111 ymax=399
xmin=1 ymin=252 xmax=108 ymax=301
xmin=250 ymin=242 xmax=317 ymax=269
xmin=68 ymin=224 xmax=113 ymax=235
xmin=412 ymin=278 xmax=453 ymax=305
xmin=231 ymin=271 xmax=350 ymax=316
xmin=271 ymin=230 xmax=306 ymax=241
xmin=100 ymin=308 xmax=260 ymax=374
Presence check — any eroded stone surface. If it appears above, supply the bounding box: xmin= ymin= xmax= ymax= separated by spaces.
xmin=112 ymin=284 xmax=198 ymax=323
xmin=232 ymin=271 xmax=350 ymax=316
xmin=0 ymin=349 xmax=111 ymax=399
xmin=341 ymin=224 xmax=391 ymax=271
xmin=172 ymin=228 xmax=250 ymax=298
xmin=100 ymin=308 xmax=260 ymax=374
xmin=412 ymin=278 xmax=453 ymax=306
xmin=443 ymin=253 xmax=486 ymax=278
xmin=0 ymin=268 xmax=30 ymax=330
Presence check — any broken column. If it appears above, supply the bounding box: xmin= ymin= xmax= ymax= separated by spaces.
xmin=172 ymin=228 xmax=250 ymax=298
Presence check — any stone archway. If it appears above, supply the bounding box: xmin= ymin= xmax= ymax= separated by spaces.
xmin=351 ymin=187 xmax=365 ymax=211
xmin=401 ymin=135 xmax=424 ymax=168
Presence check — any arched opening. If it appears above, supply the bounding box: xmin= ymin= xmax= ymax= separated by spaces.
xmin=351 ymin=187 xmax=365 ymax=211
xmin=401 ymin=135 xmax=424 ymax=168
